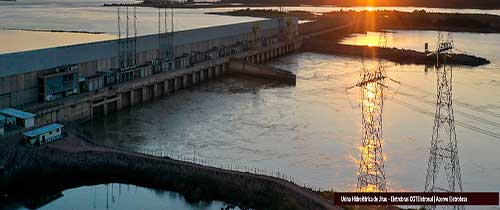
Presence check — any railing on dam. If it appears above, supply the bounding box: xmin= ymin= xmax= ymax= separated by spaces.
xmin=134 ymin=147 xmax=328 ymax=192
xmin=72 ymin=122 xmax=327 ymax=192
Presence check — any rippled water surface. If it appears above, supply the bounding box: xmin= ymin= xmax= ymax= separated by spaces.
xmin=84 ymin=29 xmax=500 ymax=194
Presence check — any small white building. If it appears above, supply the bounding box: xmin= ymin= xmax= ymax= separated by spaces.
xmin=23 ymin=123 xmax=64 ymax=146
xmin=0 ymin=108 xmax=35 ymax=129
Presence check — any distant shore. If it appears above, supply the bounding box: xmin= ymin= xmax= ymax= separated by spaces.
xmin=1 ymin=28 xmax=106 ymax=34
xmin=102 ymin=0 xmax=500 ymax=10
xmin=212 ymin=9 xmax=500 ymax=33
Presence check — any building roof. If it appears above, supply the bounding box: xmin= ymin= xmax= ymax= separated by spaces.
xmin=0 ymin=108 xmax=36 ymax=119
xmin=23 ymin=123 xmax=63 ymax=138
xmin=0 ymin=115 xmax=5 ymax=121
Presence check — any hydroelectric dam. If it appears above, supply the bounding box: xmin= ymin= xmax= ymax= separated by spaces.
xmin=0 ymin=17 xmax=300 ymax=126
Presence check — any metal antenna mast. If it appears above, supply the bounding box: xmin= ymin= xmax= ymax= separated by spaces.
xmin=117 ymin=7 xmax=121 ymax=40
xmin=170 ymin=5 xmax=174 ymax=59
xmin=134 ymin=6 xmax=137 ymax=38
xmin=424 ymin=32 xmax=463 ymax=210
xmin=133 ymin=6 xmax=137 ymax=66
xmin=126 ymin=6 xmax=130 ymax=67
xmin=126 ymin=7 xmax=129 ymax=39
xmin=158 ymin=7 xmax=161 ymax=34
xmin=157 ymin=7 xmax=161 ymax=60
xmin=118 ymin=7 xmax=124 ymax=69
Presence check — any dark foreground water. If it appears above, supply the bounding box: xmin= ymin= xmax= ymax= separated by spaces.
xmin=4 ymin=184 xmax=236 ymax=210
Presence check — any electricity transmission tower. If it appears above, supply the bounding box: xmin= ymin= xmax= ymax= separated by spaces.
xmin=424 ymin=32 xmax=463 ymax=210
xmin=349 ymin=32 xmax=391 ymax=192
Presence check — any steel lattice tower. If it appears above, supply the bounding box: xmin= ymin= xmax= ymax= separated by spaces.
xmin=354 ymin=33 xmax=388 ymax=192
xmin=356 ymin=71 xmax=387 ymax=192
xmin=424 ymin=32 xmax=463 ymax=210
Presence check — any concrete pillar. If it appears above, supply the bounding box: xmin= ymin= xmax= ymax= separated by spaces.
xmin=116 ymin=97 xmax=123 ymax=111
xmin=183 ymin=75 xmax=188 ymax=88
xmin=154 ymin=83 xmax=160 ymax=98
xmin=142 ymin=86 xmax=147 ymax=103
xmin=208 ymin=67 xmax=214 ymax=79
xmin=222 ymin=63 xmax=227 ymax=73
xmin=200 ymin=69 xmax=206 ymax=81
xmin=90 ymin=106 xmax=94 ymax=120
xmin=103 ymin=103 xmax=108 ymax=116
xmin=163 ymin=80 xmax=169 ymax=95
xmin=215 ymin=65 xmax=221 ymax=77
xmin=130 ymin=89 xmax=136 ymax=106
xmin=193 ymin=72 xmax=198 ymax=85
xmin=174 ymin=78 xmax=179 ymax=91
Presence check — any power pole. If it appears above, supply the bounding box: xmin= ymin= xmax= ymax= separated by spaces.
xmin=424 ymin=32 xmax=463 ymax=210
xmin=117 ymin=7 xmax=121 ymax=40
xmin=170 ymin=5 xmax=174 ymax=59
xmin=157 ymin=7 xmax=161 ymax=60
xmin=133 ymin=6 xmax=137 ymax=66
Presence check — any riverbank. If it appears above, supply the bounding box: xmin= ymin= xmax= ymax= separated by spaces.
xmin=0 ymin=126 xmax=339 ymax=210
xmin=211 ymin=9 xmax=500 ymax=33
xmin=302 ymin=38 xmax=490 ymax=66
xmin=1 ymin=28 xmax=106 ymax=34
xmin=322 ymin=10 xmax=500 ymax=33
xmin=210 ymin=9 xmax=493 ymax=66
xmin=207 ymin=9 xmax=317 ymax=20
xmin=102 ymin=0 xmax=500 ymax=10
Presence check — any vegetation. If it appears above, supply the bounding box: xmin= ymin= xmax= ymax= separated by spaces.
xmin=224 ymin=0 xmax=500 ymax=9
xmin=321 ymin=10 xmax=500 ymax=33
xmin=213 ymin=9 xmax=500 ymax=33
xmin=207 ymin=9 xmax=317 ymax=20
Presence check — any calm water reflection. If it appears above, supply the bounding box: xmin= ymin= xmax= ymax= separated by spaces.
xmin=6 ymin=184 xmax=235 ymax=210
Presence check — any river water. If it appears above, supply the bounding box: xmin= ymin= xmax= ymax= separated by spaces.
xmin=6 ymin=184 xmax=235 ymax=210
xmin=2 ymin=0 xmax=500 ymax=209
xmin=84 ymin=30 xmax=500 ymax=194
